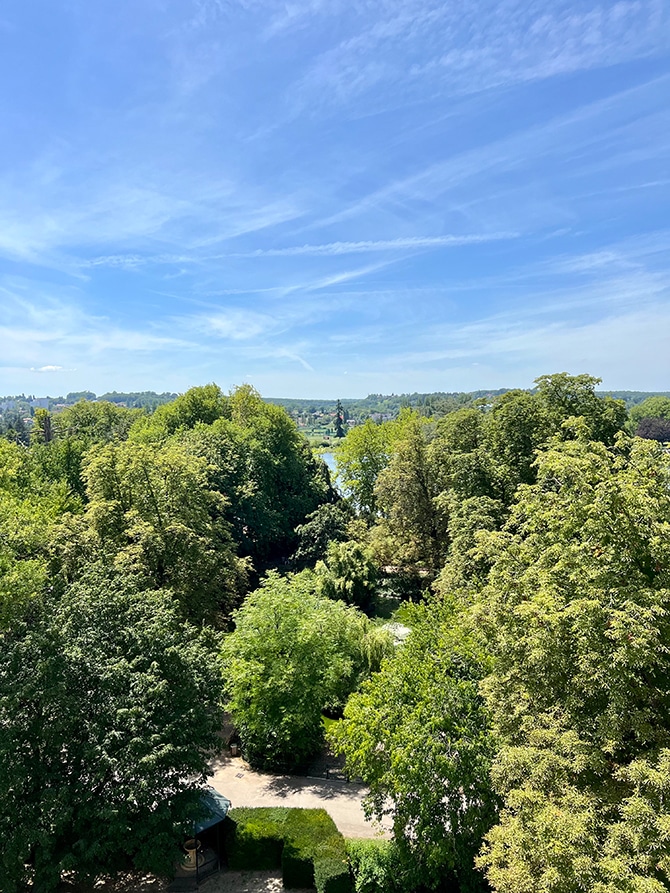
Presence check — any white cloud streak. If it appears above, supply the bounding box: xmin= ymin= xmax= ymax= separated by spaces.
xmin=230 ymin=232 xmax=519 ymax=257
xmin=285 ymin=0 xmax=667 ymax=115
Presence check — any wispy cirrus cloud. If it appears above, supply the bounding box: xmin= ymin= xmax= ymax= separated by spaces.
xmin=229 ymin=232 xmax=519 ymax=257
xmin=82 ymin=231 xmax=517 ymax=270
xmin=311 ymin=74 xmax=670 ymax=231
xmin=381 ymin=301 xmax=670 ymax=390
xmin=285 ymin=0 xmax=667 ymax=116
xmin=0 ymin=155 xmax=303 ymax=268
xmin=0 ymin=0 xmax=668 ymax=397
xmin=0 ymin=280 xmax=199 ymax=373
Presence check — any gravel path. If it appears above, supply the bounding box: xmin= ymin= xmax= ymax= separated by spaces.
xmin=58 ymin=758 xmax=388 ymax=892
xmin=209 ymin=755 xmax=390 ymax=839
xmin=66 ymin=869 xmax=306 ymax=892
xmin=199 ymin=869 xmax=306 ymax=892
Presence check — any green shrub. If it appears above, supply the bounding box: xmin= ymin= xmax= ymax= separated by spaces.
xmin=281 ymin=837 xmax=315 ymax=889
xmin=224 ymin=807 xmax=287 ymax=870
xmin=346 ymin=839 xmax=409 ymax=893
xmin=314 ymin=854 xmax=352 ymax=893
xmin=225 ymin=807 xmax=351 ymax=892
xmin=283 ymin=809 xmax=349 ymax=891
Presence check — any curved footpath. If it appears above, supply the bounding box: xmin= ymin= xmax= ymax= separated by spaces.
xmin=209 ymin=755 xmax=391 ymax=839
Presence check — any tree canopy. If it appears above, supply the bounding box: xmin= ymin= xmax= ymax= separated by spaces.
xmin=332 ymin=600 xmax=499 ymax=893
xmin=222 ymin=571 xmax=391 ymax=770
xmin=2 ymin=371 xmax=667 ymax=893
xmin=57 ymin=439 xmax=248 ymax=623
xmin=0 ymin=570 xmax=223 ymax=893
xmin=477 ymin=435 xmax=670 ymax=893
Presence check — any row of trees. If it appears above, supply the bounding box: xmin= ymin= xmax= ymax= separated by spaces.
xmin=3 ymin=373 xmax=670 ymax=892
xmin=323 ymin=375 xmax=670 ymax=892
xmin=0 ymin=384 xmax=339 ymax=890
xmin=210 ymin=373 xmax=670 ymax=892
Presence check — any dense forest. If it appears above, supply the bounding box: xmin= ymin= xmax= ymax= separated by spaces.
xmin=2 ymin=374 xmax=670 ymax=892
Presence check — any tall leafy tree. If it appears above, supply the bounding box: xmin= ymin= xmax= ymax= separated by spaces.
xmin=129 ymin=383 xmax=230 ymax=441
xmin=336 ymin=412 xmax=415 ymax=519
xmin=57 ymin=440 xmax=247 ymax=623
xmin=477 ymin=435 xmax=670 ymax=893
xmin=53 ymin=399 xmax=141 ymax=443
xmin=0 ymin=440 xmax=76 ymax=626
xmin=373 ymin=415 xmax=449 ymax=574
xmin=184 ymin=385 xmax=332 ymax=565
xmin=29 ymin=401 xmax=141 ymax=499
xmin=316 ymin=539 xmax=379 ymax=613
xmin=332 ymin=600 xmax=499 ymax=893
xmin=222 ymin=572 xmax=390 ymax=770
xmin=336 ymin=419 xmax=393 ymax=517
xmin=130 ymin=384 xmax=331 ymax=566
xmin=335 ymin=399 xmax=346 ymax=438
xmin=534 ymin=372 xmax=626 ymax=443
xmin=291 ymin=501 xmax=352 ymax=567
xmin=0 ymin=570 xmax=223 ymax=893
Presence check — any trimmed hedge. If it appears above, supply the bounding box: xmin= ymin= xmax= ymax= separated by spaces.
xmin=223 ymin=806 xmax=287 ymax=870
xmin=224 ymin=807 xmax=351 ymax=893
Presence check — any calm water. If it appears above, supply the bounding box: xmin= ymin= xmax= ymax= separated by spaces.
xmin=320 ymin=451 xmax=346 ymax=494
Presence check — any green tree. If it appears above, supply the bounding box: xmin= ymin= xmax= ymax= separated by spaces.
xmin=363 ymin=376 xmax=628 ymax=584
xmin=316 ymin=539 xmax=379 ymax=613
xmin=336 ymin=412 xmax=416 ymax=519
xmin=53 ymin=399 xmax=141 ymax=443
xmin=485 ymin=389 xmax=550 ymax=496
xmin=0 ymin=570 xmax=223 ymax=893
xmin=183 ymin=386 xmax=332 ymax=564
xmin=222 ymin=572 xmax=388 ymax=770
xmin=628 ymin=395 xmax=670 ymax=429
xmin=336 ymin=419 xmax=392 ymax=518
xmin=332 ymin=600 xmax=499 ymax=893
xmin=31 ymin=407 xmax=53 ymax=443
xmin=0 ymin=409 xmax=29 ymax=445
xmin=372 ymin=415 xmax=449 ymax=574
xmin=534 ymin=372 xmax=626 ymax=443
xmin=129 ymin=383 xmax=230 ymax=441
xmin=291 ymin=501 xmax=352 ymax=567
xmin=30 ymin=436 xmax=90 ymax=500
xmin=0 ymin=440 xmax=76 ymax=626
xmin=429 ymin=408 xmax=501 ymax=503
xmin=435 ymin=494 xmax=506 ymax=597
xmin=335 ymin=399 xmax=345 ymax=438
xmin=477 ymin=435 xmax=670 ymax=893
xmin=28 ymin=401 xmax=140 ymax=499
xmin=58 ymin=440 xmax=247 ymax=623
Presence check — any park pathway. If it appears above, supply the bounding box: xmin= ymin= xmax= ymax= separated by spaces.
xmin=209 ymin=755 xmax=391 ymax=840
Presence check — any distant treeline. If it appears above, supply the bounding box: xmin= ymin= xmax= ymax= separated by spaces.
xmin=600 ymin=389 xmax=670 ymax=406
xmin=269 ymin=388 xmax=670 ymax=416
xmin=268 ymin=389 xmax=508 ymax=418
xmin=2 ymin=387 xmax=670 ymax=423
xmin=0 ymin=390 xmax=178 ymax=411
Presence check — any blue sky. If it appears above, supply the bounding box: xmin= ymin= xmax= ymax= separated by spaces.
xmin=0 ymin=0 xmax=669 ymax=398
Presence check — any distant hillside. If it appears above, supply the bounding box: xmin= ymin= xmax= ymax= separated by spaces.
xmin=96 ymin=391 xmax=179 ymax=410
xmin=2 ymin=386 xmax=669 ymax=423
xmin=599 ymin=390 xmax=670 ymax=407
xmin=267 ymin=389 xmax=510 ymax=419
